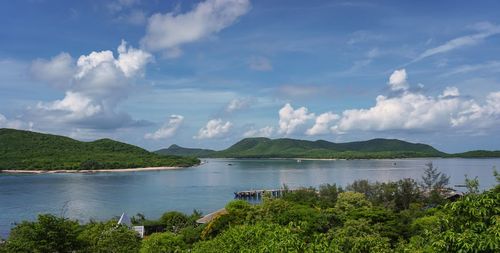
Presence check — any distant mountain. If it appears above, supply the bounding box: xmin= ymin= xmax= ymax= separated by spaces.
xmin=155 ymin=144 xmax=216 ymax=157
xmin=157 ymin=137 xmax=450 ymax=159
xmin=447 ymin=150 xmax=500 ymax=158
xmin=210 ymin=137 xmax=446 ymax=159
xmin=0 ymin=128 xmax=199 ymax=170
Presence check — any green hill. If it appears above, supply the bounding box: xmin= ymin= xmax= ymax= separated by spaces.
xmin=446 ymin=150 xmax=500 ymax=158
xmin=0 ymin=128 xmax=199 ymax=170
xmin=210 ymin=137 xmax=446 ymax=159
xmin=155 ymin=144 xmax=216 ymax=157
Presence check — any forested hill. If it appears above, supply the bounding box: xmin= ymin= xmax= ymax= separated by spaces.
xmin=158 ymin=137 xmax=448 ymax=159
xmin=155 ymin=144 xmax=216 ymax=157
xmin=210 ymin=137 xmax=445 ymax=159
xmin=0 ymin=128 xmax=199 ymax=170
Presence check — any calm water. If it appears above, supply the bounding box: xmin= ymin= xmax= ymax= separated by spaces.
xmin=0 ymin=158 xmax=498 ymax=238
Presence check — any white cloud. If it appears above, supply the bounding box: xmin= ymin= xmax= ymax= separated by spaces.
xmin=439 ymin=86 xmax=460 ymax=98
xmin=116 ymin=40 xmax=152 ymax=78
xmin=248 ymin=56 xmax=272 ymax=71
xmin=243 ymin=126 xmax=274 ymax=138
xmin=331 ymin=70 xmax=500 ymax=133
xmin=31 ymin=41 xmax=152 ymax=129
xmin=306 ymin=112 xmax=339 ymax=135
xmin=31 ymin=53 xmax=74 ymax=89
xmin=225 ymin=98 xmax=251 ymax=113
xmin=145 ymin=115 xmax=184 ymax=140
xmin=278 ymin=103 xmax=315 ymax=135
xmin=413 ymin=22 xmax=500 ymax=62
xmin=141 ymin=0 xmax=251 ymax=56
xmin=107 ymin=0 xmax=141 ymax=13
xmin=194 ymin=119 xmax=233 ymax=139
xmin=0 ymin=113 xmax=28 ymax=129
xmin=441 ymin=61 xmax=500 ymax=77
xmin=388 ymin=69 xmax=408 ymax=91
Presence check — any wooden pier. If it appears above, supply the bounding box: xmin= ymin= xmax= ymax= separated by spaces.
xmin=234 ymin=189 xmax=291 ymax=199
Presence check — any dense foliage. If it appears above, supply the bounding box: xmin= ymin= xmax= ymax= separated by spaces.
xmin=0 ymin=128 xmax=199 ymax=170
xmin=1 ymin=165 xmax=499 ymax=252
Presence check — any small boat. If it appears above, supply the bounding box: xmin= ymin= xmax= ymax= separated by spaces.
xmin=296 ymin=159 xmax=302 ymax=163
xmin=227 ymin=163 xmax=233 ymax=166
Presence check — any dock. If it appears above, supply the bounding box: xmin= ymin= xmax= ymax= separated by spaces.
xmin=234 ymin=189 xmax=292 ymax=199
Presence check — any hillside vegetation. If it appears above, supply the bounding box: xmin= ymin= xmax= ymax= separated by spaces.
xmin=159 ymin=137 xmax=500 ymax=159
xmin=0 ymin=128 xmax=199 ymax=170
xmin=155 ymin=144 xmax=215 ymax=157
xmin=212 ymin=137 xmax=445 ymax=159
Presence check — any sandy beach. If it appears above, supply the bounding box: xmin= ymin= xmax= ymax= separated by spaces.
xmin=0 ymin=166 xmax=183 ymax=174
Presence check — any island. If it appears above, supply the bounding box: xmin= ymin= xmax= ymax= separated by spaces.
xmin=156 ymin=137 xmax=500 ymax=159
xmin=0 ymin=128 xmax=199 ymax=171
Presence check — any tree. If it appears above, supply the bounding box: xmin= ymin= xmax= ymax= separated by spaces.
xmin=318 ymin=183 xmax=342 ymax=208
xmin=464 ymin=174 xmax=480 ymax=194
xmin=421 ymin=162 xmax=450 ymax=191
xmin=160 ymin=211 xmax=191 ymax=233
xmin=421 ymin=162 xmax=450 ymax=205
xmin=140 ymin=232 xmax=186 ymax=253
xmin=78 ymin=221 xmax=141 ymax=253
xmin=192 ymin=223 xmax=306 ymax=253
xmin=3 ymin=214 xmax=82 ymax=253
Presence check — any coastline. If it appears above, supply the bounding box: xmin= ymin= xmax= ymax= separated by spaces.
xmin=0 ymin=166 xmax=184 ymax=174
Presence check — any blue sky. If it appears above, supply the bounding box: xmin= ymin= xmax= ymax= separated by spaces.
xmin=1 ymin=0 xmax=500 ymax=153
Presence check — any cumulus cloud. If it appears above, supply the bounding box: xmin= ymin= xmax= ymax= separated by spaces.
xmin=141 ymin=0 xmax=251 ymax=56
xmin=278 ymin=103 xmax=315 ymax=135
xmin=31 ymin=53 xmax=75 ymax=89
xmin=388 ymin=69 xmax=408 ymax=91
xmin=306 ymin=112 xmax=339 ymax=135
xmin=331 ymin=71 xmax=500 ymax=133
xmin=243 ymin=126 xmax=274 ymax=138
xmin=248 ymin=56 xmax=272 ymax=71
xmin=225 ymin=98 xmax=252 ymax=113
xmin=31 ymin=40 xmax=152 ymax=129
xmin=145 ymin=115 xmax=184 ymax=140
xmin=195 ymin=119 xmax=232 ymax=139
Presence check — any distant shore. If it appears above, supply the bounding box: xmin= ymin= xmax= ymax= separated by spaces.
xmin=0 ymin=166 xmax=184 ymax=174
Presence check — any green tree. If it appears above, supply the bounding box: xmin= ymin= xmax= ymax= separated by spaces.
xmin=421 ymin=162 xmax=449 ymax=191
xmin=160 ymin=211 xmax=191 ymax=233
xmin=78 ymin=221 xmax=141 ymax=253
xmin=193 ymin=223 xmax=306 ymax=253
xmin=464 ymin=174 xmax=480 ymax=194
xmin=3 ymin=214 xmax=81 ymax=253
xmin=140 ymin=232 xmax=186 ymax=253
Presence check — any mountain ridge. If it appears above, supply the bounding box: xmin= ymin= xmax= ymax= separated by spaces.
xmin=156 ymin=137 xmax=500 ymax=159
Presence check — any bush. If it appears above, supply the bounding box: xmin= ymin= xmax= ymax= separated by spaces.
xmin=193 ymin=223 xmax=306 ymax=253
xmin=78 ymin=221 xmax=141 ymax=253
xmin=160 ymin=211 xmax=191 ymax=233
xmin=3 ymin=214 xmax=81 ymax=252
xmin=140 ymin=232 xmax=186 ymax=253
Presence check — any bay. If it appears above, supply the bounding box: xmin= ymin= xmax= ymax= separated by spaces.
xmin=0 ymin=158 xmax=498 ymax=238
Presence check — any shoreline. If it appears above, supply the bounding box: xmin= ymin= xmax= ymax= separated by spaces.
xmin=0 ymin=166 xmax=184 ymax=174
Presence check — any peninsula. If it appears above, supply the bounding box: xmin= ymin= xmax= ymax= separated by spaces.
xmin=0 ymin=128 xmax=199 ymax=171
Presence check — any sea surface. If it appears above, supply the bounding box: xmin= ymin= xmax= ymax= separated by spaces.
xmin=1 ymin=158 xmax=498 ymax=238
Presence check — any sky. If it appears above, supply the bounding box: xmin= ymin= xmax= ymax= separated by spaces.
xmin=1 ymin=0 xmax=500 ymax=153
